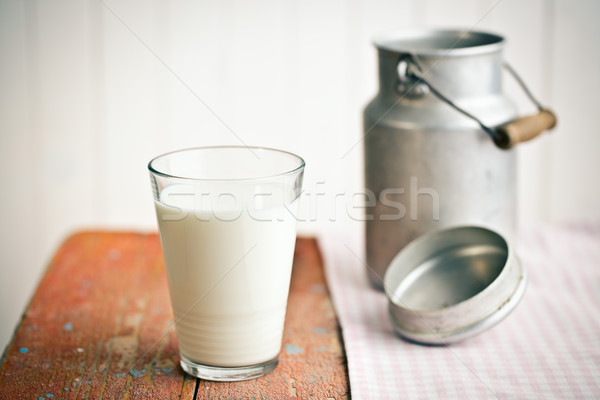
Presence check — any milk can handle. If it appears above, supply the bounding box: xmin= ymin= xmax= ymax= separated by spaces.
xmin=402 ymin=56 xmax=557 ymax=149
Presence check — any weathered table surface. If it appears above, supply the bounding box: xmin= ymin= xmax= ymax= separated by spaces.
xmin=0 ymin=232 xmax=349 ymax=399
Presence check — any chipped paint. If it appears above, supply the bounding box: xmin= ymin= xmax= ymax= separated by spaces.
xmin=285 ymin=344 xmax=304 ymax=355
xmin=105 ymin=335 xmax=138 ymax=370
xmin=310 ymin=284 xmax=325 ymax=293
xmin=311 ymin=326 xmax=328 ymax=335
xmin=129 ymin=369 xmax=146 ymax=378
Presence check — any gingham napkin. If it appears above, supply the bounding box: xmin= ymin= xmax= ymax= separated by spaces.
xmin=320 ymin=222 xmax=600 ymax=399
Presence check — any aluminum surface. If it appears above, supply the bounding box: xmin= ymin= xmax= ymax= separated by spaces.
xmin=364 ymin=29 xmax=517 ymax=289
xmin=383 ymin=226 xmax=526 ymax=344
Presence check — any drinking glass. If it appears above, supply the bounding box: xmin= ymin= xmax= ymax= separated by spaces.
xmin=148 ymin=146 xmax=305 ymax=381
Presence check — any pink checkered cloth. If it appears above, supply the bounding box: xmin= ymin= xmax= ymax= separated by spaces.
xmin=320 ymin=222 xmax=600 ymax=399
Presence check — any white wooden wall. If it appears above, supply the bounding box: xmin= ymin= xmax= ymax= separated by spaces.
xmin=1 ymin=0 xmax=598 ymax=350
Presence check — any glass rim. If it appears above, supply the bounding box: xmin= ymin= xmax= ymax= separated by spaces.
xmin=148 ymin=145 xmax=306 ymax=182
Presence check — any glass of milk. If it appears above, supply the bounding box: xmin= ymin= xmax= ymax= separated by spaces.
xmin=148 ymin=146 xmax=305 ymax=381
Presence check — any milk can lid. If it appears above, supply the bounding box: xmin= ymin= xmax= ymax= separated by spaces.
xmin=383 ymin=226 xmax=526 ymax=344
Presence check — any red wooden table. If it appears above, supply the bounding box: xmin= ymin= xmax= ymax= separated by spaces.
xmin=0 ymin=232 xmax=349 ymax=399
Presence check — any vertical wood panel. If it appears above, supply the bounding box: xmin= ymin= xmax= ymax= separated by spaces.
xmin=0 ymin=0 xmax=43 ymax=354
xmin=34 ymin=0 xmax=96 ymax=250
xmin=480 ymin=0 xmax=552 ymax=224
xmin=86 ymin=0 xmax=108 ymax=223
xmin=302 ymin=0 xmax=347 ymax=228
xmin=539 ymin=0 xmax=557 ymax=222
xmin=280 ymin=0 xmax=302 ymax=150
xmin=153 ymin=1 xmax=172 ymax=154
xmin=422 ymin=0 xmax=484 ymax=27
xmin=229 ymin=0 xmax=286 ymax=147
xmin=166 ymin=0 xmax=241 ymax=151
xmin=101 ymin=0 xmax=172 ymax=228
xmin=548 ymin=0 xmax=600 ymax=222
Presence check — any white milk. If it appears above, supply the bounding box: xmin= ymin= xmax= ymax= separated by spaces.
xmin=155 ymin=183 xmax=298 ymax=367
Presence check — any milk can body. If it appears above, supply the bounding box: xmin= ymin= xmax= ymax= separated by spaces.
xmin=364 ymin=29 xmax=517 ymax=290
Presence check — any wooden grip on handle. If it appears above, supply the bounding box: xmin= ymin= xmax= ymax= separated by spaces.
xmin=495 ymin=109 xmax=557 ymax=149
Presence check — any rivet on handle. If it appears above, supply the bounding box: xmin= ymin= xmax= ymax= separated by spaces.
xmin=396 ymin=57 xmax=428 ymax=99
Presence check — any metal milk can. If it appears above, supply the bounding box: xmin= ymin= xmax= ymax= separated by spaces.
xmin=364 ymin=29 xmax=556 ymax=290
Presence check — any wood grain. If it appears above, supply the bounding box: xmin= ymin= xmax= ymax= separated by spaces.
xmin=0 ymin=232 xmax=349 ymax=399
